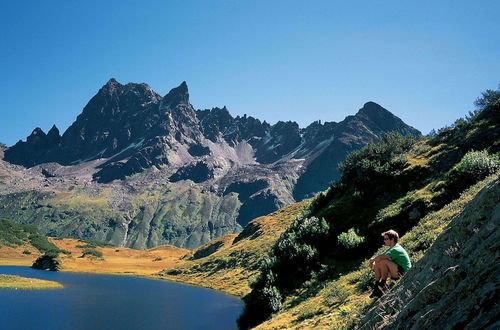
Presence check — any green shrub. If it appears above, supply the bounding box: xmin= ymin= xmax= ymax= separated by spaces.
xmin=453 ymin=150 xmax=499 ymax=179
xmin=337 ymin=228 xmax=365 ymax=249
xmin=262 ymin=285 xmax=282 ymax=312
xmin=32 ymin=254 xmax=61 ymax=271
xmin=442 ymin=150 xmax=500 ymax=202
xmin=81 ymin=248 xmax=103 ymax=258
xmin=271 ymin=216 xmax=330 ymax=291
xmin=338 ymin=132 xmax=420 ymax=184
xmin=22 ymin=249 xmax=32 ymax=255
xmin=238 ymin=217 xmax=330 ymax=329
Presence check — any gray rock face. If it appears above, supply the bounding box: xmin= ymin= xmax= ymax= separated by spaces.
xmin=358 ymin=178 xmax=500 ymax=330
xmin=1 ymin=79 xmax=420 ymax=249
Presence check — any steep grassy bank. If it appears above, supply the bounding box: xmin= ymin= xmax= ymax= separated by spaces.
xmin=254 ymin=174 xmax=498 ymax=329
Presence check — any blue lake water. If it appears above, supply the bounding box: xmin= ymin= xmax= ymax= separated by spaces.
xmin=0 ymin=266 xmax=243 ymax=330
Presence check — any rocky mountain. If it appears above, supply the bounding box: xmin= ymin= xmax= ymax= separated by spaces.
xmin=0 ymin=79 xmax=419 ymax=249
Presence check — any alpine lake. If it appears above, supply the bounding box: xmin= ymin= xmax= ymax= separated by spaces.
xmin=0 ymin=266 xmax=243 ymax=330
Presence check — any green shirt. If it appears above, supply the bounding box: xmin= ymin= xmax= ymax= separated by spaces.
xmin=384 ymin=243 xmax=411 ymax=271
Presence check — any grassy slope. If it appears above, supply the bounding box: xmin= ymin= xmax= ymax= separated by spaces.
xmin=254 ymin=174 xmax=497 ymax=329
xmin=0 ymin=274 xmax=63 ymax=290
xmin=240 ymin=96 xmax=500 ymax=328
xmin=158 ymin=200 xmax=310 ymax=296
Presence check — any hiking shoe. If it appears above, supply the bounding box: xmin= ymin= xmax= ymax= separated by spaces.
xmin=369 ymin=285 xmax=383 ymax=298
xmin=369 ymin=280 xmax=386 ymax=298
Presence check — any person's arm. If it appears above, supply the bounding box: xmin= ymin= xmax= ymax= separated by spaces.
xmin=368 ymin=253 xmax=391 ymax=267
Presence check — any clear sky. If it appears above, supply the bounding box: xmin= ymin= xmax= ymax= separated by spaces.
xmin=1 ymin=1 xmax=499 ymax=146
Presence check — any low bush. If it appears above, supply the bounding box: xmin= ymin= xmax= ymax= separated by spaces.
xmin=81 ymin=248 xmax=103 ymax=258
xmin=238 ymin=216 xmax=330 ymax=329
xmin=32 ymin=254 xmax=61 ymax=271
xmin=453 ymin=150 xmax=499 ymax=180
xmin=337 ymin=228 xmax=365 ymax=249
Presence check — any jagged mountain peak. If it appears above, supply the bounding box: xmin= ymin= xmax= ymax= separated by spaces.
xmin=100 ymin=78 xmax=122 ymax=94
xmin=106 ymin=77 xmax=119 ymax=84
xmin=161 ymin=81 xmax=190 ymax=109
xmin=30 ymin=127 xmax=46 ymax=136
xmin=47 ymin=124 xmax=60 ymax=136
xmin=46 ymin=125 xmax=61 ymax=145
xmin=356 ymin=101 xmax=391 ymax=117
xmin=354 ymin=101 xmax=420 ymax=136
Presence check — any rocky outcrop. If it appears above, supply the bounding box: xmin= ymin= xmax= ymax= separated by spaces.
xmin=358 ymin=178 xmax=500 ymax=330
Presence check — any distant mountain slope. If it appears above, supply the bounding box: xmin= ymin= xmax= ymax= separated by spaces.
xmin=0 ymin=79 xmax=419 ymax=249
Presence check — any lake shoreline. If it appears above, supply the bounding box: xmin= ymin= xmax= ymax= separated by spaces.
xmin=0 ymin=259 xmax=242 ymax=298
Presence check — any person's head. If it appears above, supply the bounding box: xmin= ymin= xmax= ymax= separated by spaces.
xmin=382 ymin=229 xmax=399 ymax=246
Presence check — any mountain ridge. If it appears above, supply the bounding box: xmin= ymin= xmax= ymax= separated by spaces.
xmin=1 ymin=79 xmax=420 ymax=249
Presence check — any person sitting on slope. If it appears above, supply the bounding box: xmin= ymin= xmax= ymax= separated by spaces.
xmin=368 ymin=229 xmax=411 ymax=298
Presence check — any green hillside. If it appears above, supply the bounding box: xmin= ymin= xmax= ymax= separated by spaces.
xmin=237 ymin=87 xmax=500 ymax=328
xmin=0 ymin=218 xmax=60 ymax=255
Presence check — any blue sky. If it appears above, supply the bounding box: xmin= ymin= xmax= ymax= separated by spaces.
xmin=1 ymin=1 xmax=499 ymax=145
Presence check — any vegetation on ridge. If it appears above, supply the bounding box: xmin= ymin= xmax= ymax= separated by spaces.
xmin=0 ymin=218 xmax=61 ymax=255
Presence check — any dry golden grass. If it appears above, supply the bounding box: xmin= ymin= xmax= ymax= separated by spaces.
xmin=0 ymin=244 xmax=42 ymax=266
xmin=0 ymin=274 xmax=63 ymax=290
xmin=49 ymin=238 xmax=189 ymax=276
xmin=0 ymin=237 xmax=189 ymax=278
